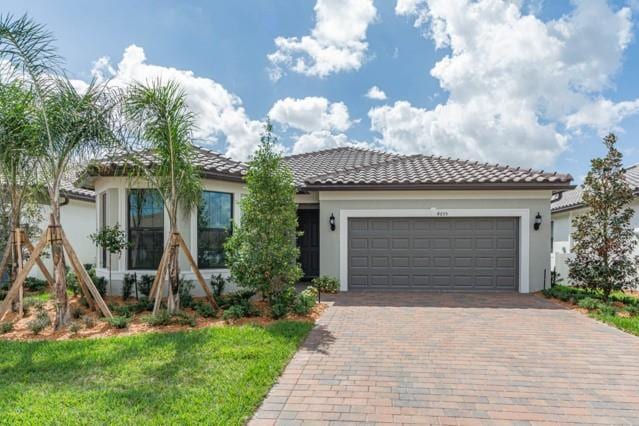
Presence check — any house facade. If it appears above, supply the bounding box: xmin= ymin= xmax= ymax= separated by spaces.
xmin=81 ymin=146 xmax=573 ymax=295
xmin=551 ymin=165 xmax=639 ymax=284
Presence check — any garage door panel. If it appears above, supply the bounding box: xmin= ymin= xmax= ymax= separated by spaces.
xmin=348 ymin=217 xmax=518 ymax=292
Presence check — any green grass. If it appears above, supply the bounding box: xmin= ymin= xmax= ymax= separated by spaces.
xmin=593 ymin=313 xmax=639 ymax=336
xmin=0 ymin=321 xmax=312 ymax=425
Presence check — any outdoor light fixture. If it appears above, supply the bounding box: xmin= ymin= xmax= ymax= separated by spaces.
xmin=329 ymin=213 xmax=336 ymax=231
xmin=534 ymin=212 xmax=542 ymax=231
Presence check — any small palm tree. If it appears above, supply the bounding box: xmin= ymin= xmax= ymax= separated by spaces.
xmin=0 ymin=14 xmax=118 ymax=328
xmin=124 ymin=79 xmax=202 ymax=313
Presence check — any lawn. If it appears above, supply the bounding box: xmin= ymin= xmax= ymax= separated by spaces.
xmin=544 ymin=285 xmax=639 ymax=336
xmin=0 ymin=321 xmax=312 ymax=425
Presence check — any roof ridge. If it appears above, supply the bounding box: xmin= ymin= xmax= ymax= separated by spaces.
xmin=283 ymin=145 xmax=405 ymax=160
xmin=304 ymin=154 xmax=415 ymax=183
xmin=193 ymin=144 xmax=247 ymax=167
xmin=283 ymin=146 xmax=355 ymax=159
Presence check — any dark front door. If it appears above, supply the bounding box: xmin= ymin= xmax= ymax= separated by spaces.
xmin=297 ymin=209 xmax=320 ymax=280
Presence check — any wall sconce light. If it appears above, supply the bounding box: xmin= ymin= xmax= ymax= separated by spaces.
xmin=534 ymin=212 xmax=542 ymax=231
xmin=329 ymin=213 xmax=336 ymax=231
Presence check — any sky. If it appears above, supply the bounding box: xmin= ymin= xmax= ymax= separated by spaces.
xmin=4 ymin=0 xmax=639 ymax=182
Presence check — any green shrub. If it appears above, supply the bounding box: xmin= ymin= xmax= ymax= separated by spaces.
xmin=1 ymin=322 xmax=13 ymax=334
xmin=577 ymin=297 xmax=601 ymax=310
xmin=599 ymin=304 xmax=617 ymax=316
xmin=24 ymin=277 xmax=48 ymax=292
xmin=69 ymin=322 xmax=81 ymax=334
xmin=87 ymin=266 xmax=107 ymax=297
xmin=66 ymin=269 xmax=80 ymax=296
xmin=292 ymin=292 xmax=316 ymax=315
xmin=625 ymin=305 xmax=639 ymax=316
xmin=270 ymin=302 xmax=289 ymax=319
xmin=178 ymin=277 xmax=195 ymax=308
xmin=174 ymin=312 xmax=197 ymax=327
xmin=107 ymin=315 xmax=130 ymax=329
xmin=210 ymin=274 xmax=226 ymax=297
xmin=222 ymin=305 xmax=246 ymax=321
xmin=312 ymin=276 xmax=339 ymax=294
xmin=122 ymin=273 xmax=137 ymax=300
xmin=194 ymin=301 xmax=217 ymax=318
xmin=70 ymin=305 xmax=85 ymax=319
xmin=82 ymin=315 xmax=96 ymax=329
xmin=28 ymin=311 xmax=51 ymax=335
xmin=143 ymin=310 xmax=172 ymax=326
xmin=138 ymin=274 xmax=154 ymax=298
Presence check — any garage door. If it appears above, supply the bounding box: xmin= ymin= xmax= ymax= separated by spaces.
xmin=348 ymin=217 xmax=519 ymax=291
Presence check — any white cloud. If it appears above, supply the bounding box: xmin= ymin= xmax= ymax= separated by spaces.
xmin=267 ymin=0 xmax=377 ymax=80
xmin=91 ymin=45 xmax=263 ymax=161
xmin=292 ymin=131 xmax=371 ymax=154
xmin=268 ymin=96 xmax=352 ymax=132
xmin=379 ymin=0 xmax=638 ymax=168
xmin=365 ymin=85 xmax=387 ymax=100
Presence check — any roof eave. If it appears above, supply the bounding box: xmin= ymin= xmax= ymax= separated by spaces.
xmin=302 ymin=182 xmax=575 ymax=191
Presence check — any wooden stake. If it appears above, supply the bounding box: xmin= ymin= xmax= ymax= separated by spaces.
xmin=176 ymin=233 xmax=217 ymax=308
xmin=152 ymin=233 xmax=176 ymax=314
xmin=15 ymin=229 xmax=23 ymax=317
xmin=59 ymin=228 xmax=112 ymax=318
xmin=149 ymin=235 xmax=172 ymax=303
xmin=0 ymin=228 xmax=49 ymax=319
xmin=21 ymin=231 xmax=55 ymax=289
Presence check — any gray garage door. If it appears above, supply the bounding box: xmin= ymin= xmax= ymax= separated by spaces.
xmin=348 ymin=217 xmax=519 ymax=292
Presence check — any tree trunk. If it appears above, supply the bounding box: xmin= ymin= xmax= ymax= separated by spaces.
xmin=50 ymin=206 xmax=69 ymax=330
xmin=167 ymin=237 xmax=180 ymax=314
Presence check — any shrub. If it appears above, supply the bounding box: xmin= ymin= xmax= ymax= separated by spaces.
xmin=82 ymin=315 xmax=96 ymax=329
xmin=110 ymin=304 xmax=134 ymax=318
xmin=143 ymin=310 xmax=172 ymax=326
xmin=1 ymin=322 xmax=13 ymax=334
xmin=178 ymin=277 xmax=195 ymax=308
xmin=24 ymin=277 xmax=48 ymax=292
xmin=210 ymin=274 xmax=226 ymax=297
xmin=69 ymin=322 xmax=81 ymax=334
xmin=87 ymin=266 xmax=107 ymax=297
xmin=106 ymin=315 xmax=130 ymax=329
xmin=70 ymin=305 xmax=85 ymax=319
xmin=28 ymin=311 xmax=51 ymax=335
xmin=577 ymin=297 xmax=601 ymax=310
xmin=625 ymin=305 xmax=639 ymax=316
xmin=66 ymin=269 xmax=80 ymax=296
xmin=174 ymin=312 xmax=197 ymax=327
xmin=138 ymin=274 xmax=154 ymax=298
xmin=222 ymin=305 xmax=246 ymax=322
xmin=193 ymin=301 xmax=217 ymax=318
xmin=217 ymin=290 xmax=255 ymax=310
xmin=293 ymin=291 xmax=316 ymax=315
xmin=599 ymin=304 xmax=617 ymax=317
xmin=312 ymin=276 xmax=339 ymax=294
xmin=270 ymin=302 xmax=289 ymax=319
xmin=122 ymin=273 xmax=137 ymax=300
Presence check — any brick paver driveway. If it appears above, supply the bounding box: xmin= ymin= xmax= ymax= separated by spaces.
xmin=251 ymin=292 xmax=639 ymax=425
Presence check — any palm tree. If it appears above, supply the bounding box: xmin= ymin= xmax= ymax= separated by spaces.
xmin=0 ymin=14 xmax=118 ymax=328
xmin=124 ymin=79 xmax=202 ymax=313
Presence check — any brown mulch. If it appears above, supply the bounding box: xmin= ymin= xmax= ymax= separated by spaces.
xmin=0 ymin=296 xmax=327 ymax=342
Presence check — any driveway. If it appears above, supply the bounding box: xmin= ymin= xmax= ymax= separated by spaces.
xmin=251 ymin=292 xmax=639 ymax=425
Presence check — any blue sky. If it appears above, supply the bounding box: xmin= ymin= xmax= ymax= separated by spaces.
xmin=5 ymin=0 xmax=639 ymax=181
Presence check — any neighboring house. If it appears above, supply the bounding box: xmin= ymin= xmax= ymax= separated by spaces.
xmin=29 ymin=180 xmax=96 ymax=281
xmin=80 ymin=146 xmax=573 ymax=295
xmin=551 ymin=164 xmax=639 ymax=284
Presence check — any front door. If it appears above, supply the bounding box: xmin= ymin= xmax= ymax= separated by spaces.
xmin=297 ymin=209 xmax=320 ymax=280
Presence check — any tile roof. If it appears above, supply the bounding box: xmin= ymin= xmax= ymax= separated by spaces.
xmin=60 ymin=179 xmax=95 ymax=201
xmin=86 ymin=145 xmax=246 ymax=181
xmin=283 ymin=146 xmax=403 ymax=188
xmin=305 ymin=153 xmax=573 ymax=189
xmin=551 ymin=164 xmax=639 ymax=212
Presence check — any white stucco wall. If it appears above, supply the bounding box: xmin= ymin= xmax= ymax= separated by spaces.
xmin=551 ymin=199 xmax=639 ymax=285
xmin=29 ymin=198 xmax=96 ymax=280
xmin=317 ymin=190 xmax=555 ymax=293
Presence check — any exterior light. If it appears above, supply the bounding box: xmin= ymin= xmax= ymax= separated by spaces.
xmin=534 ymin=212 xmax=542 ymax=231
xmin=329 ymin=213 xmax=336 ymax=231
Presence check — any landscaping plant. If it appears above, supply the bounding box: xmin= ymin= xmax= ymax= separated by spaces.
xmin=568 ymin=134 xmax=639 ymax=300
xmin=225 ymin=122 xmax=303 ymax=305
xmin=124 ymin=80 xmax=202 ymax=314
xmin=90 ymin=225 xmax=128 ymax=296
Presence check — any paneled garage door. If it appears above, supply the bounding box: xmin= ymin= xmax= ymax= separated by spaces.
xmin=348 ymin=217 xmax=519 ymax=291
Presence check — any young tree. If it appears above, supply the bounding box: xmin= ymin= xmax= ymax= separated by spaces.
xmin=124 ymin=79 xmax=202 ymax=314
xmin=225 ymin=122 xmax=302 ymax=303
xmin=568 ymin=133 xmax=639 ymax=299
xmin=0 ymin=14 xmax=119 ymax=328
xmin=89 ymin=224 xmax=128 ymax=296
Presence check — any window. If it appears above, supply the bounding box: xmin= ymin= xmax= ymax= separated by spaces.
xmin=128 ymin=189 xmax=164 ymax=270
xmin=198 ymin=191 xmax=233 ymax=268
xmin=100 ymin=192 xmax=107 ymax=268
